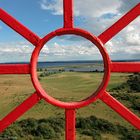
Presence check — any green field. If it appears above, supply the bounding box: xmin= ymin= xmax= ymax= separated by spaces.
xmin=0 ymin=72 xmax=139 ymax=139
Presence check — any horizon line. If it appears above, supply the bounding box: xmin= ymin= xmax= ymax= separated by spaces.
xmin=0 ymin=59 xmax=140 ymax=64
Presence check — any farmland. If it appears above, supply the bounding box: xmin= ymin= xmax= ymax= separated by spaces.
xmin=0 ymin=70 xmax=139 ymax=139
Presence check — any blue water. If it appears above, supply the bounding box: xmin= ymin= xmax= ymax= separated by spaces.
xmin=37 ymin=61 xmax=104 ymax=72
xmin=2 ymin=59 xmax=139 ymax=72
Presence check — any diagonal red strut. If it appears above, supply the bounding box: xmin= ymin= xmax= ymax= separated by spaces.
xmin=0 ymin=64 xmax=30 ymax=74
xmin=0 ymin=93 xmax=41 ymax=133
xmin=111 ymin=62 xmax=140 ymax=73
xmin=98 ymin=3 xmax=140 ymax=44
xmin=63 ymin=0 xmax=74 ymax=28
xmin=0 ymin=9 xmax=41 ymax=46
xmin=100 ymin=92 xmax=140 ymax=130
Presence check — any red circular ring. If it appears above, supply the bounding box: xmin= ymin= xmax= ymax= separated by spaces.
xmin=31 ymin=28 xmax=111 ymax=109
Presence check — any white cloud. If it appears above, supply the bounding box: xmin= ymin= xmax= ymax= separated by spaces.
xmin=118 ymin=0 xmax=140 ymax=13
xmin=126 ymin=32 xmax=140 ymax=46
xmin=40 ymin=0 xmax=63 ymax=15
xmin=74 ymin=0 xmax=121 ymax=18
xmin=40 ymin=0 xmax=121 ymax=18
xmin=38 ymin=38 xmax=102 ymax=61
xmin=39 ymin=0 xmax=140 ymax=60
xmin=0 ymin=38 xmax=102 ymax=62
xmin=124 ymin=18 xmax=140 ymax=46
xmin=0 ymin=42 xmax=34 ymax=63
xmin=1 ymin=1 xmax=140 ymax=62
xmin=106 ymin=17 xmax=140 ymax=60
xmin=0 ymin=42 xmax=33 ymax=54
xmin=40 ymin=0 xmax=139 ymax=18
xmin=39 ymin=0 xmax=140 ymax=36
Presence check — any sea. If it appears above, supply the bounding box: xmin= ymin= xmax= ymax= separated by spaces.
xmin=37 ymin=60 xmax=104 ymax=72
xmin=37 ymin=59 xmax=140 ymax=72
xmin=1 ymin=59 xmax=139 ymax=72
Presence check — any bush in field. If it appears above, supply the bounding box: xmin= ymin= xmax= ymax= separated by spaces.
xmin=77 ymin=116 xmax=140 ymax=140
xmin=131 ymin=99 xmax=140 ymax=110
xmin=39 ymin=71 xmax=62 ymax=77
xmin=0 ymin=125 xmax=23 ymax=139
xmin=112 ymin=93 xmax=140 ymax=112
xmin=37 ymin=68 xmax=43 ymax=72
xmin=119 ymin=128 xmax=140 ymax=140
xmin=38 ymin=117 xmax=64 ymax=134
xmin=19 ymin=118 xmax=38 ymax=135
xmin=81 ymin=129 xmax=101 ymax=140
xmin=127 ymin=73 xmax=140 ymax=92
xmin=110 ymin=73 xmax=140 ymax=93
xmin=35 ymin=123 xmax=55 ymax=139
xmin=76 ymin=116 xmax=116 ymax=134
xmin=0 ymin=116 xmax=139 ymax=140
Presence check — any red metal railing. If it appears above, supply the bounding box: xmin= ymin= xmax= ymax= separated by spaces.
xmin=0 ymin=0 xmax=140 ymax=139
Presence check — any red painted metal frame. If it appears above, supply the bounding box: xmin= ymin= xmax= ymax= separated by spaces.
xmin=111 ymin=62 xmax=140 ymax=73
xmin=0 ymin=9 xmax=41 ymax=46
xmin=65 ymin=109 xmax=76 ymax=140
xmin=0 ymin=93 xmax=41 ymax=132
xmin=0 ymin=64 xmax=30 ymax=74
xmin=30 ymin=28 xmax=111 ymax=109
xmin=64 ymin=0 xmax=73 ymax=28
xmin=98 ymin=3 xmax=140 ymax=45
xmin=0 ymin=0 xmax=140 ymax=139
xmin=100 ymin=92 xmax=140 ymax=129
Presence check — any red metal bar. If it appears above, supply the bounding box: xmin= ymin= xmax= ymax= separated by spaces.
xmin=63 ymin=0 xmax=74 ymax=28
xmin=0 ymin=64 xmax=30 ymax=74
xmin=111 ymin=62 xmax=140 ymax=73
xmin=65 ymin=109 xmax=76 ymax=140
xmin=98 ymin=3 xmax=140 ymax=44
xmin=0 ymin=9 xmax=41 ymax=46
xmin=0 ymin=93 xmax=41 ymax=133
xmin=100 ymin=92 xmax=140 ymax=130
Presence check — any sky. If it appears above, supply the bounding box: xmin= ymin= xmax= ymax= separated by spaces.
xmin=0 ymin=0 xmax=140 ymax=62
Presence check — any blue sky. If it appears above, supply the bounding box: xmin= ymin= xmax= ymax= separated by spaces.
xmin=0 ymin=0 xmax=140 ymax=62
xmin=0 ymin=0 xmax=63 ymax=41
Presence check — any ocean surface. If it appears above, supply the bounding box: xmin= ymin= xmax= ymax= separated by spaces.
xmin=1 ymin=59 xmax=140 ymax=72
xmin=37 ymin=61 xmax=102 ymax=67
xmin=37 ymin=61 xmax=104 ymax=72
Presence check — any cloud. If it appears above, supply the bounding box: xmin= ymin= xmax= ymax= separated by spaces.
xmin=0 ymin=42 xmax=33 ymax=54
xmin=40 ymin=0 xmax=139 ymax=18
xmin=0 ymin=38 xmax=102 ymax=62
xmin=106 ymin=17 xmax=140 ymax=60
xmin=126 ymin=32 xmax=140 ymax=46
xmin=39 ymin=0 xmax=140 ymax=60
xmin=124 ymin=18 xmax=140 ymax=46
xmin=42 ymin=42 xmax=99 ymax=56
xmin=1 ymin=1 xmax=140 ymax=62
xmin=74 ymin=0 xmax=121 ymax=18
xmin=0 ymin=42 xmax=34 ymax=63
xmin=39 ymin=0 xmax=140 ymax=36
xmin=40 ymin=0 xmax=63 ymax=15
xmin=118 ymin=0 xmax=140 ymax=13
xmin=40 ymin=39 xmax=101 ymax=61
xmin=40 ymin=0 xmax=121 ymax=18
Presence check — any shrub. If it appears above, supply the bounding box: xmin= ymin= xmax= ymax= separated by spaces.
xmin=127 ymin=73 xmax=140 ymax=92
xmin=0 ymin=116 xmax=139 ymax=140
xmin=131 ymin=99 xmax=140 ymax=110
xmin=110 ymin=73 xmax=140 ymax=93
xmin=35 ymin=123 xmax=55 ymax=139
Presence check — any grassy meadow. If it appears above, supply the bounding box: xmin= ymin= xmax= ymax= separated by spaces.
xmin=0 ymin=68 xmax=139 ymax=139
